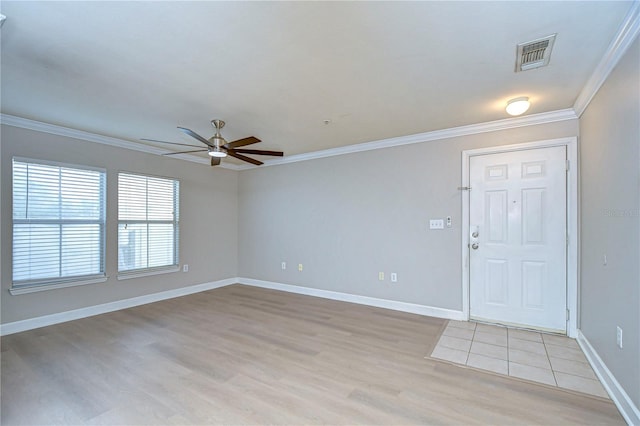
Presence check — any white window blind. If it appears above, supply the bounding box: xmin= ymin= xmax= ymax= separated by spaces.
xmin=118 ymin=172 xmax=179 ymax=274
xmin=12 ymin=158 xmax=106 ymax=288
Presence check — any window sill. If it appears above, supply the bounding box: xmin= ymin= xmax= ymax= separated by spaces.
xmin=117 ymin=266 xmax=179 ymax=281
xmin=10 ymin=276 xmax=108 ymax=295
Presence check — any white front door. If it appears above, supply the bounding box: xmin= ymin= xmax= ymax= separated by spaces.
xmin=469 ymin=146 xmax=567 ymax=333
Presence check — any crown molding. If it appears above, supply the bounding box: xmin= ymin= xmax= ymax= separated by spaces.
xmin=573 ymin=1 xmax=640 ymax=117
xmin=0 ymin=114 xmax=241 ymax=170
xmin=237 ymin=108 xmax=578 ymax=170
xmin=2 ymin=109 xmax=577 ymax=172
xmin=2 ymin=109 xmax=576 ymax=171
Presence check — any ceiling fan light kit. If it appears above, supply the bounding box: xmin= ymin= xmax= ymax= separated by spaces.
xmin=142 ymin=119 xmax=284 ymax=166
xmin=209 ymin=146 xmax=227 ymax=158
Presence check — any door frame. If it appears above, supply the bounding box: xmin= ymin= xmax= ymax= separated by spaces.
xmin=461 ymin=137 xmax=578 ymax=337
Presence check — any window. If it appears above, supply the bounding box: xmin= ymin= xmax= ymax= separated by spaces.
xmin=12 ymin=158 xmax=106 ymax=290
xmin=118 ymin=172 xmax=179 ymax=275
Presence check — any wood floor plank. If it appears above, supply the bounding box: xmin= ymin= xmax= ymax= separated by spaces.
xmin=1 ymin=284 xmax=625 ymax=425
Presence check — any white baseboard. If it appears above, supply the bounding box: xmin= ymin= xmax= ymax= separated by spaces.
xmin=1 ymin=277 xmax=466 ymax=336
xmin=237 ymin=277 xmax=465 ymax=320
xmin=0 ymin=278 xmax=236 ymax=336
xmin=577 ymin=330 xmax=640 ymax=425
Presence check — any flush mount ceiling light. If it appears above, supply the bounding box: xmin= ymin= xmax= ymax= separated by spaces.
xmin=506 ymin=97 xmax=531 ymax=116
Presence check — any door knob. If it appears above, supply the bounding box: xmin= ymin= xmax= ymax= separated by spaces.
xmin=471 ymin=243 xmax=479 ymax=250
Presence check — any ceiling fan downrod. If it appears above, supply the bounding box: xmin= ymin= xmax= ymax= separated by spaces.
xmin=209 ymin=119 xmax=227 ymax=152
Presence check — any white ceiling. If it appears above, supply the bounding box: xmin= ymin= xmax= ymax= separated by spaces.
xmin=0 ymin=1 xmax=634 ymax=163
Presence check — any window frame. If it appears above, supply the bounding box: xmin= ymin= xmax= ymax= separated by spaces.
xmin=10 ymin=157 xmax=107 ymax=294
xmin=117 ymin=171 xmax=180 ymax=279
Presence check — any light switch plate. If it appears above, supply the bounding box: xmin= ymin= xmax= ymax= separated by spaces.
xmin=429 ymin=219 xmax=444 ymax=229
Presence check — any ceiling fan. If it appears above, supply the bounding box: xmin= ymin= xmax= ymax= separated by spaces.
xmin=142 ymin=119 xmax=283 ymax=166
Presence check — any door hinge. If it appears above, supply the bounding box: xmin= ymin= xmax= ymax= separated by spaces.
xmin=566 ymin=160 xmax=570 ymax=171
xmin=566 ymin=235 xmax=569 ymax=246
xmin=566 ymin=309 xmax=570 ymax=321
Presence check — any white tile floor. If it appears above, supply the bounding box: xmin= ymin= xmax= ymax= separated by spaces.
xmin=430 ymin=320 xmax=609 ymax=398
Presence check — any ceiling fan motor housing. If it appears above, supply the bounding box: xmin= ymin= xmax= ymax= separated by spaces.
xmin=209 ymin=135 xmax=226 ymax=148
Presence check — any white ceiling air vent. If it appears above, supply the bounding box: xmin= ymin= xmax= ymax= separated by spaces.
xmin=515 ymin=34 xmax=556 ymax=72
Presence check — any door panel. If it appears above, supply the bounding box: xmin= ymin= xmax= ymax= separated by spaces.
xmin=522 ymin=261 xmax=545 ymax=309
xmin=485 ymin=259 xmax=508 ymax=305
xmin=522 ymin=188 xmax=544 ymax=244
xmin=469 ymin=146 xmax=567 ymax=333
xmin=486 ymin=191 xmax=508 ymax=242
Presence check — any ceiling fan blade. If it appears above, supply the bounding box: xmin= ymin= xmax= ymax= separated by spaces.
xmin=211 ymin=157 xmax=221 ymax=166
xmin=230 ymin=149 xmax=283 ymax=157
xmin=141 ymin=138 xmax=202 ymax=148
xmin=227 ymin=151 xmax=263 ymax=166
xmin=177 ymin=127 xmax=212 ymax=146
xmin=223 ymin=136 xmax=261 ymax=149
xmin=162 ymin=149 xmax=208 ymax=156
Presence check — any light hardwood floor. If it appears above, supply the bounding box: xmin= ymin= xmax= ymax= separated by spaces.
xmin=1 ymin=285 xmax=624 ymax=425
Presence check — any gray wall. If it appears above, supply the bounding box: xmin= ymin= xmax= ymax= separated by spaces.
xmin=1 ymin=125 xmax=238 ymax=323
xmin=238 ymin=120 xmax=578 ymax=310
xmin=579 ymin=37 xmax=640 ymax=407
xmin=1 ymin=119 xmax=579 ymax=324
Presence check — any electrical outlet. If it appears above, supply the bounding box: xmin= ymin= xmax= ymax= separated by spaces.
xmin=616 ymin=326 xmax=623 ymax=348
xmin=298 ymin=263 xmax=303 ymax=272
xmin=182 ymin=264 xmax=189 ymax=272
xmin=281 ymin=261 xmax=286 ymax=270
xmin=390 ymin=272 xmax=397 ymax=282
xmin=378 ymin=272 xmax=385 ymax=281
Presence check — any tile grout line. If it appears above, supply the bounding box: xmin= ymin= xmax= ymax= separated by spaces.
xmin=542 ymin=336 xmax=559 ymax=386
xmin=464 ymin=321 xmax=476 ymax=365
xmin=506 ymin=328 xmax=511 ymax=376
